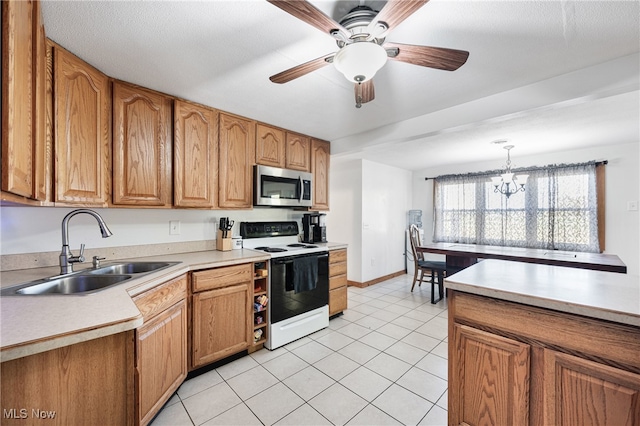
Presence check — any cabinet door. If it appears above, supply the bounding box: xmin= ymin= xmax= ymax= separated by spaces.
xmin=450 ymin=323 xmax=531 ymax=426
xmin=136 ymin=300 xmax=187 ymax=426
xmin=218 ymin=112 xmax=255 ymax=209
xmin=33 ymin=0 xmax=50 ymax=202
xmin=174 ymin=100 xmax=218 ymax=208
xmin=192 ymin=282 xmax=252 ymax=368
xmin=285 ymin=132 xmax=310 ymax=172
xmin=311 ymin=139 xmax=330 ymax=210
xmin=256 ymin=123 xmax=285 ymax=168
xmin=113 ymin=81 xmax=172 ymax=207
xmin=329 ymin=287 xmax=347 ymax=316
xmin=2 ymin=0 xmax=36 ymax=199
xmin=54 ymin=46 xmax=111 ymax=205
xmin=543 ymin=349 xmax=640 ymax=426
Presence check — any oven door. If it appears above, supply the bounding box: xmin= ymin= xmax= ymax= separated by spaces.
xmin=270 ymin=252 xmax=329 ymax=324
xmin=254 ymin=165 xmax=313 ymax=207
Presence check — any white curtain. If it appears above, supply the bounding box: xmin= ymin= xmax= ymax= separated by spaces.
xmin=433 ymin=162 xmax=600 ymax=252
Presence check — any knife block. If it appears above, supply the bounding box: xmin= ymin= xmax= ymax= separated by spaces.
xmin=216 ymin=230 xmax=233 ymax=251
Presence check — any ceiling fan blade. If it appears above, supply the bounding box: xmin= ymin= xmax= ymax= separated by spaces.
xmin=385 ymin=42 xmax=469 ymax=71
xmin=354 ymin=80 xmax=375 ymax=108
xmin=367 ymin=0 xmax=429 ymax=33
xmin=267 ymin=0 xmax=349 ymax=39
xmin=269 ymin=53 xmax=334 ymax=84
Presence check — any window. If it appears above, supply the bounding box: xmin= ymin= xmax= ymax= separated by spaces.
xmin=433 ymin=162 xmax=603 ymax=252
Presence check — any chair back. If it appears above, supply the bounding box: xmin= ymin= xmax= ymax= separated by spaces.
xmin=409 ymin=224 xmax=424 ymax=263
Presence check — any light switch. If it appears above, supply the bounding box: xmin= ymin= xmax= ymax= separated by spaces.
xmin=628 ymin=201 xmax=638 ymax=211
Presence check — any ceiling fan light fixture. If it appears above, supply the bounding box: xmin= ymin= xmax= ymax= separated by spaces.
xmin=333 ymin=42 xmax=388 ymax=83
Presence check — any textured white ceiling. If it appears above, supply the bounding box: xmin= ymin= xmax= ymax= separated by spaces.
xmin=41 ymin=0 xmax=640 ymax=170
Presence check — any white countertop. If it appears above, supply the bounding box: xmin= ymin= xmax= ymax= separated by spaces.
xmin=0 ymin=249 xmax=270 ymax=362
xmin=445 ymin=260 xmax=640 ymax=327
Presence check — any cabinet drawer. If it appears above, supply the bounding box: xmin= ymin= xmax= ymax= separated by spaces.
xmin=192 ymin=263 xmax=253 ymax=292
xmin=329 ymin=249 xmax=347 ymax=264
xmin=329 ymin=261 xmax=347 ymax=277
xmin=330 ymin=273 xmax=347 ymax=290
xmin=133 ymin=274 xmax=187 ymax=321
xmin=329 ymin=286 xmax=347 ymax=316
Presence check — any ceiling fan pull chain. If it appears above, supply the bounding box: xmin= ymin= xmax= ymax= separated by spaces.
xmin=356 ymin=82 xmax=363 ymax=108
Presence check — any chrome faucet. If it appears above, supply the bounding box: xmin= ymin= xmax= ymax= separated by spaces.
xmin=59 ymin=209 xmax=113 ymax=275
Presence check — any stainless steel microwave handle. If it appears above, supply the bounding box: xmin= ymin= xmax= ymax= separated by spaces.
xmin=298 ymin=176 xmax=303 ymax=203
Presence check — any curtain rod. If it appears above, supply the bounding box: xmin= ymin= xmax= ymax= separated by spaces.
xmin=424 ymin=160 xmax=608 ymax=180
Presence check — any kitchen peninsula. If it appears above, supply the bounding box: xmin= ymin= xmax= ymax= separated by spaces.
xmin=446 ymin=260 xmax=640 ymax=424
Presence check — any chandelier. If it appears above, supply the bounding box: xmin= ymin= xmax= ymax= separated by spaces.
xmin=491 ymin=145 xmax=528 ymax=198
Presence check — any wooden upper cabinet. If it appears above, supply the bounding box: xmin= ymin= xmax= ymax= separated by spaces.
xmin=174 ymin=100 xmax=218 ymax=208
xmin=285 ymin=132 xmax=311 ymax=172
xmin=218 ymin=112 xmax=255 ymax=209
xmin=112 ymin=81 xmax=172 ymax=207
xmin=256 ymin=123 xmax=285 ymax=168
xmin=54 ymin=45 xmax=111 ymax=206
xmin=2 ymin=0 xmax=50 ymax=202
xmin=311 ymin=138 xmax=330 ymax=211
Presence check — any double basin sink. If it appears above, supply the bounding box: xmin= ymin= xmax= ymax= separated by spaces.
xmin=1 ymin=261 xmax=180 ymax=296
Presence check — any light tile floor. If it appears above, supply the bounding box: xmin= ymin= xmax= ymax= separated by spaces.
xmin=151 ymin=274 xmax=448 ymax=426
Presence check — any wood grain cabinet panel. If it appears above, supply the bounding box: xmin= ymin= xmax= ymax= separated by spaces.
xmin=311 ymin=139 xmax=330 ymax=211
xmin=329 ymin=249 xmax=348 ymax=316
xmin=256 ymin=123 xmax=285 ymax=168
xmin=2 ymin=0 xmax=50 ymax=202
xmin=191 ymin=282 xmax=252 ymax=368
xmin=113 ymin=81 xmax=172 ymax=207
xmin=136 ymin=300 xmax=187 ymax=426
xmin=54 ymin=45 xmax=111 ymax=205
xmin=174 ymin=100 xmax=218 ymax=208
xmin=449 ymin=291 xmax=640 ymax=426
xmin=0 ymin=332 xmax=135 ymax=426
xmin=450 ymin=323 xmax=531 ymax=426
xmin=133 ymin=274 xmax=187 ymax=426
xmin=544 ymin=349 xmax=640 ymax=426
xmin=218 ymin=112 xmax=255 ymax=209
xmin=285 ymin=132 xmax=310 ymax=172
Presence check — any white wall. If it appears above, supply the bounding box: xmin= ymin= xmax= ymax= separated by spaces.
xmin=327 ymin=160 xmax=362 ymax=282
xmin=0 ymin=207 xmax=294 ymax=255
xmin=412 ymin=142 xmax=640 ymax=275
xmin=328 ymin=159 xmax=412 ymax=283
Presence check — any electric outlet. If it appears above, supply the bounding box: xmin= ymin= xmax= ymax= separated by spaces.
xmin=370 ymin=258 xmax=375 ymax=266
xmin=628 ymin=201 xmax=638 ymax=211
xmin=169 ymin=220 xmax=181 ymax=235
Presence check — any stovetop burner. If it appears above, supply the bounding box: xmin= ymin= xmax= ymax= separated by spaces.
xmin=287 ymin=243 xmax=318 ymax=248
xmin=254 ymin=246 xmax=288 ymax=253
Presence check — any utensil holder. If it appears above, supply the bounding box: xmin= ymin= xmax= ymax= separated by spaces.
xmin=216 ymin=230 xmax=233 ymax=251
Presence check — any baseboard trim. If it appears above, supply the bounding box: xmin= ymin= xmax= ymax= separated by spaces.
xmin=347 ymin=270 xmax=406 ymax=288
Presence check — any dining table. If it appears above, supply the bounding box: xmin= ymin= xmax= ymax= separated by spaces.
xmin=418 ymin=242 xmax=627 ymax=274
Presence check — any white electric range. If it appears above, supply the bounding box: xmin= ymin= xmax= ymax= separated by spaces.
xmin=240 ymin=221 xmax=329 ymax=349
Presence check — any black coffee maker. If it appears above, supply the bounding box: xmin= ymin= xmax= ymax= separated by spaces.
xmin=302 ymin=213 xmax=327 ymax=243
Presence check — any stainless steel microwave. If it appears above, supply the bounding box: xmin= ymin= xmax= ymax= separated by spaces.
xmin=254 ymin=165 xmax=313 ymax=208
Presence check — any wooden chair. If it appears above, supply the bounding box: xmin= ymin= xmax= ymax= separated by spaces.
xmin=409 ymin=224 xmax=447 ymax=304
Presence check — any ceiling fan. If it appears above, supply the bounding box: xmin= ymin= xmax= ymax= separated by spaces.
xmin=267 ymin=0 xmax=470 ymax=108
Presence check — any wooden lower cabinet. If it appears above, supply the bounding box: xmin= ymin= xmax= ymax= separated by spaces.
xmin=329 ymin=249 xmax=348 ymax=316
xmin=449 ymin=291 xmax=640 ymax=426
xmin=0 ymin=331 xmax=135 ymax=426
xmin=133 ymin=274 xmax=188 ymax=426
xmin=543 ymin=349 xmax=640 ymax=425
xmin=190 ymin=264 xmax=253 ymax=369
xmin=451 ymin=324 xmax=530 ymax=425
